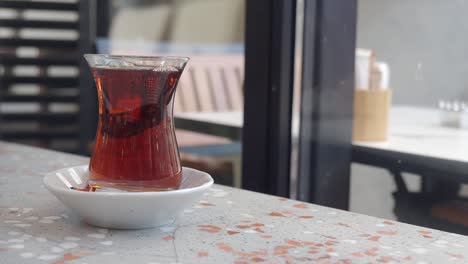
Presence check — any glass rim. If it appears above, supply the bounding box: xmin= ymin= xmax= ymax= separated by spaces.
xmin=83 ymin=54 xmax=190 ymax=62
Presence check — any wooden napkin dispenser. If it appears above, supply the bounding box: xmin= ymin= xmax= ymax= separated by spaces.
xmin=353 ymin=89 xmax=392 ymax=142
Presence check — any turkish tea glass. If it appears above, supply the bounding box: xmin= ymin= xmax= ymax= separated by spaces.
xmin=84 ymin=54 xmax=189 ymax=191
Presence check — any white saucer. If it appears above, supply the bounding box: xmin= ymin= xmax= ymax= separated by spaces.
xmin=43 ymin=166 xmax=213 ymax=229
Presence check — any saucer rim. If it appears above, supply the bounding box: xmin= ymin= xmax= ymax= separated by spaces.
xmin=43 ymin=165 xmax=214 ymax=197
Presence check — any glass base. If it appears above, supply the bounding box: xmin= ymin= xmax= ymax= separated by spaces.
xmin=88 ymin=180 xmax=180 ymax=192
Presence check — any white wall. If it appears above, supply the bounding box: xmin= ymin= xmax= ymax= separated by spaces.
xmin=357 ymin=0 xmax=468 ymax=107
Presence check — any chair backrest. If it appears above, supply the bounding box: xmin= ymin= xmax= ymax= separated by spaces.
xmin=174 ymin=54 xmax=244 ymax=113
xmin=104 ymin=46 xmax=245 ymax=113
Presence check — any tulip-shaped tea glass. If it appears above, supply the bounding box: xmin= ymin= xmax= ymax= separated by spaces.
xmin=84 ymin=55 xmax=189 ymax=191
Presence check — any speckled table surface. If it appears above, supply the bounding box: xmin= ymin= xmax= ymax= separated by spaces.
xmin=0 ymin=142 xmax=467 ymax=264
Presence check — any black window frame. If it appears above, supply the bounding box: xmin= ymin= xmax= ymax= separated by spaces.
xmin=243 ymin=0 xmax=357 ymax=209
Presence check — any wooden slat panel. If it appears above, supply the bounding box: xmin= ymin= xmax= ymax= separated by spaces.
xmin=0 ymin=1 xmax=78 ymax=11
xmin=173 ymin=84 xmax=184 ymax=113
xmin=0 ymin=0 xmax=81 ymax=153
xmin=0 ymin=56 xmax=78 ymax=66
xmin=235 ymin=67 xmax=244 ymax=95
xmin=207 ymin=65 xmax=229 ymax=111
xmin=192 ymin=65 xmax=214 ymax=112
xmin=178 ymin=68 xmax=199 ymax=112
xmin=222 ymin=66 xmax=243 ymax=110
xmin=149 ymin=54 xmax=244 ymax=113
xmin=0 ymin=38 xmax=77 ymax=48
xmin=1 ymin=76 xmax=78 ymax=87
xmin=0 ymin=19 xmax=78 ymax=29
xmin=1 ymin=130 xmax=79 ymax=140
xmin=0 ymin=94 xmax=78 ymax=103
xmin=1 ymin=113 xmax=78 ymax=123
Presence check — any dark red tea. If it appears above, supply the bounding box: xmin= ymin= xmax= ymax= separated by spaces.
xmin=89 ymin=66 xmax=183 ymax=191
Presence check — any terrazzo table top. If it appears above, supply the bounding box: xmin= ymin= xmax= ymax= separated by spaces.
xmin=1 ymin=142 xmax=467 ymax=264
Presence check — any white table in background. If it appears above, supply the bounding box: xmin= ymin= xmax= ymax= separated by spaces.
xmin=175 ymin=106 xmax=468 ymax=182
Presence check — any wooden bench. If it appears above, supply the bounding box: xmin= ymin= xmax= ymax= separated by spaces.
xmin=173 ymin=54 xmax=244 ymax=113
xmin=173 ymin=54 xmax=244 ymax=187
xmin=174 ymin=54 xmax=244 ymax=148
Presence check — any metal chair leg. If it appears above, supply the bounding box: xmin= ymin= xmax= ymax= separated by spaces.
xmin=389 ymin=169 xmax=409 ymax=194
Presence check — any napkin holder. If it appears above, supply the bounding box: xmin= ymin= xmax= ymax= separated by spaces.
xmin=353 ymin=89 xmax=392 ymax=142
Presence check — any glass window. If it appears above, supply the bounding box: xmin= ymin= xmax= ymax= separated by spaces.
xmin=352 ymin=0 xmax=468 ymax=234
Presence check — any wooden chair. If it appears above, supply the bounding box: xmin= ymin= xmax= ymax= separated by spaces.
xmin=173 ymin=54 xmax=244 ymax=187
xmin=100 ymin=45 xmax=245 ymax=186
xmin=174 ymin=54 xmax=244 ymax=113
